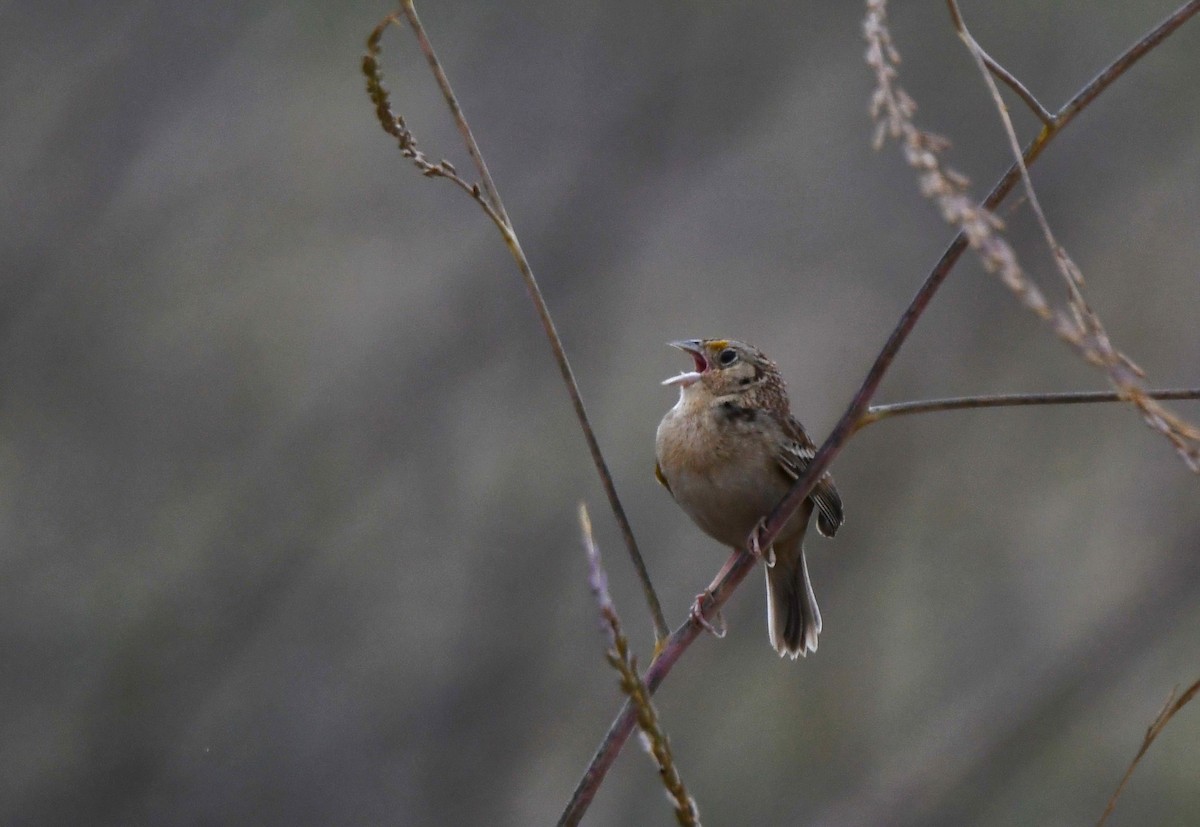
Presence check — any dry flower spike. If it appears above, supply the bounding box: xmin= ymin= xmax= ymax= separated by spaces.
xmin=580 ymin=505 xmax=701 ymax=827
xmin=867 ymin=0 xmax=1200 ymax=470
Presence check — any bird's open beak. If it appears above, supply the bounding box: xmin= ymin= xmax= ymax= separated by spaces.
xmin=662 ymin=340 xmax=707 ymax=387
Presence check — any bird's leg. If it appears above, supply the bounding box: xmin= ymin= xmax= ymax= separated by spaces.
xmin=689 ymin=594 xmax=726 ymax=638
xmin=747 ymin=518 xmax=775 ymax=567
xmin=688 ymin=548 xmax=747 ymax=638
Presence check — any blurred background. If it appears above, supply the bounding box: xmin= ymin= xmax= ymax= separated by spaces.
xmin=3 ymin=1 xmax=1199 ymax=824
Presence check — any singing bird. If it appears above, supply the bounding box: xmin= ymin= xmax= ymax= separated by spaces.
xmin=655 ymin=339 xmax=843 ymax=658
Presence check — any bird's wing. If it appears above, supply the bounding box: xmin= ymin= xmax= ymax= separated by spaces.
xmin=776 ymin=416 xmax=844 ymax=538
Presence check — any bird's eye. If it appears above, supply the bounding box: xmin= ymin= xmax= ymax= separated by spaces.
xmin=717 ymin=348 xmax=738 ymax=366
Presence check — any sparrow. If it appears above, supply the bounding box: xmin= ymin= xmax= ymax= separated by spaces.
xmin=654 ymin=339 xmax=843 ymax=658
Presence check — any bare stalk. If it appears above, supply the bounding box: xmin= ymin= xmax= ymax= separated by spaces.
xmin=1097 ymin=678 xmax=1200 ymax=826
xmin=960 ymin=28 xmax=1054 ymax=125
xmin=364 ymin=5 xmax=670 ymax=641
xmin=858 ymin=388 xmax=1200 ymax=431
xmin=556 ymin=4 xmax=1200 ymax=824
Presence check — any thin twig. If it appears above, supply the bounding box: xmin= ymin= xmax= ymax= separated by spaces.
xmin=398 ymin=2 xmax=505 ymax=220
xmin=945 ymin=2 xmax=1054 ymax=125
xmin=365 ymin=5 xmax=671 ymax=641
xmin=556 ymin=5 xmax=1200 ymax=824
xmin=580 ymin=505 xmax=701 ymax=827
xmin=858 ymin=388 xmax=1200 ymax=430
xmin=1097 ymin=678 xmax=1200 ymax=826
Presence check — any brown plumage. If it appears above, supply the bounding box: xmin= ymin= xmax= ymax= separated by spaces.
xmin=654 ymin=339 xmax=844 ymax=658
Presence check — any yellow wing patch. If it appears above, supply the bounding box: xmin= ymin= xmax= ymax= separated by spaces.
xmin=654 ymin=461 xmax=672 ymax=493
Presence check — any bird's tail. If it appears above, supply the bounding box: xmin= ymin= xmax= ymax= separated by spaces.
xmin=765 ymin=540 xmax=821 ymax=658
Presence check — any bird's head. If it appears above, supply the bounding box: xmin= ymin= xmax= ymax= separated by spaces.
xmin=662 ymin=339 xmax=784 ymax=404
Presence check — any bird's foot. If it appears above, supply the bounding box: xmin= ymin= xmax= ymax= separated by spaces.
xmin=689 ymin=591 xmax=726 ymax=638
xmin=747 ymin=518 xmax=775 ymax=567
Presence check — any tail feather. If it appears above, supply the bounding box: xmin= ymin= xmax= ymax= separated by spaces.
xmin=766 ymin=543 xmax=822 ymax=658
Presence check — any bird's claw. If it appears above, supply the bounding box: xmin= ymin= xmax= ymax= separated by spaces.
xmin=690 ymin=592 xmax=726 ymax=638
xmin=748 ymin=519 xmax=775 ymax=567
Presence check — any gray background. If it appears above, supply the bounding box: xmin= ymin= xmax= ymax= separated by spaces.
xmin=3 ymin=1 xmax=1199 ymax=824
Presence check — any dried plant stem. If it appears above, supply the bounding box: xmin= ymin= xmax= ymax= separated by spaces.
xmin=580 ymin=505 xmax=701 ymax=827
xmin=559 ymin=548 xmax=755 ymax=827
xmin=1097 ymin=678 xmax=1200 ymax=826
xmin=398 ymin=2 xmax=505 ymax=221
xmin=364 ymin=5 xmax=670 ymax=641
xmin=972 ymin=40 xmax=1054 ymax=125
xmin=858 ymin=388 xmax=1200 ymax=431
xmin=557 ymin=5 xmax=1200 ymax=824
xmin=948 ymin=0 xmax=1200 ymax=470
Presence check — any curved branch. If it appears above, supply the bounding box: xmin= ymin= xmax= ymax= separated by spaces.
xmin=943 ymin=0 xmax=1054 ymax=127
